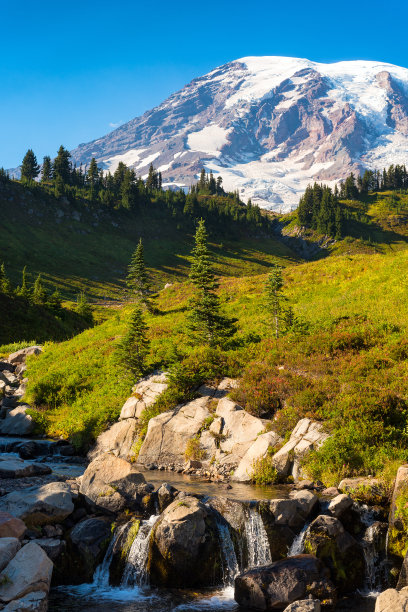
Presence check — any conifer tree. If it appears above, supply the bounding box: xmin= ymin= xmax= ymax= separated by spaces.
xmin=187 ymin=219 xmax=236 ymax=346
xmin=48 ymin=288 xmax=62 ymax=312
xmin=126 ymin=239 xmax=152 ymax=310
xmin=87 ymin=158 xmax=99 ymax=187
xmin=53 ymin=145 xmax=71 ymax=184
xmin=76 ymin=291 xmax=93 ymax=323
xmin=32 ymin=274 xmax=47 ymax=305
xmin=18 ymin=266 xmax=30 ymax=300
xmin=117 ymin=306 xmax=150 ymax=377
xmin=41 ymin=156 xmax=52 ymax=182
xmin=265 ymin=265 xmax=286 ymax=339
xmin=21 ymin=149 xmax=40 ymax=182
xmin=0 ymin=263 xmax=12 ymax=294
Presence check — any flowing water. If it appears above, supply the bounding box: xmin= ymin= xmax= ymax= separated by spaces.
xmin=244 ymin=507 xmax=272 ymax=567
xmin=215 ymin=520 xmax=239 ymax=586
xmin=122 ymin=516 xmax=160 ymax=587
xmin=288 ymin=522 xmax=310 ymax=556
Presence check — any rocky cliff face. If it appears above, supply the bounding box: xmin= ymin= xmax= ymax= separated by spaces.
xmin=69 ymin=56 xmax=408 ymax=211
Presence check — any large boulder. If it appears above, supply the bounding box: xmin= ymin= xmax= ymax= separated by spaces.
xmin=55 ymin=517 xmax=112 ymax=583
xmin=232 ymin=431 xmax=283 ymax=483
xmin=8 ymin=346 xmax=42 ymax=366
xmin=303 ymin=515 xmax=365 ymax=593
xmin=338 ymin=477 xmax=388 ymax=505
xmin=119 ymin=372 xmax=168 ymax=420
xmin=0 ymin=482 xmax=74 ymax=527
xmin=0 ymin=538 xmax=21 ymax=572
xmin=234 ymin=555 xmax=336 ymax=610
xmin=272 ymin=419 xmax=330 ymax=480
xmin=0 ymin=459 xmax=51 ymax=479
xmin=87 ymin=419 xmax=138 ymax=462
xmin=148 ymin=495 xmax=222 ymax=587
xmin=0 ymin=542 xmax=52 ymax=604
xmin=375 ymin=587 xmax=408 ymax=612
xmin=0 ymin=406 xmax=35 ymax=435
xmin=0 ymin=512 xmax=26 ymax=539
xmin=137 ymin=397 xmax=210 ymax=468
xmin=79 ymin=453 xmax=149 ymax=512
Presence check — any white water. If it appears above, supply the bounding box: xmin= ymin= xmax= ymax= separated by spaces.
xmin=216 ymin=520 xmax=240 ymax=585
xmin=121 ymin=515 xmax=160 ymax=587
xmin=288 ymin=522 xmax=310 ymax=557
xmin=245 ymin=507 xmax=272 ymax=568
xmin=93 ymin=523 xmax=128 ymax=587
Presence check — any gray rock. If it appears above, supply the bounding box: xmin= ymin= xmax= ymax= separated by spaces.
xmin=0 ymin=482 xmax=74 ymax=527
xmin=283 ymin=601 xmax=321 ymax=612
xmin=328 ymin=494 xmax=353 ymax=518
xmin=157 ymin=483 xmax=177 ymax=512
xmin=0 ymin=542 xmax=52 ymax=603
xmin=0 ymin=538 xmax=21 ymax=572
xmin=87 ymin=419 xmax=137 ymax=462
xmin=0 ymin=512 xmax=26 ymax=539
xmin=79 ymin=453 xmax=147 ymax=512
xmin=119 ymin=372 xmax=168 ymax=420
xmin=232 ymin=431 xmax=282 ymax=483
xmin=8 ymin=346 xmax=42 ymax=365
xmin=0 ymin=406 xmax=35 ymax=435
xmin=32 ymin=538 xmax=65 ymax=562
xmin=375 ymin=587 xmax=408 ymax=612
xmin=0 ymin=459 xmax=51 ymax=479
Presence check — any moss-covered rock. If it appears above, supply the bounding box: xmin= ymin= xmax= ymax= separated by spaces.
xmin=388 ymin=466 xmax=408 ymax=560
xmin=303 ymin=514 xmax=364 ymax=594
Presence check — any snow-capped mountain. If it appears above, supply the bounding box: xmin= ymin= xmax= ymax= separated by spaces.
xmin=71 ymin=56 xmax=408 ymax=211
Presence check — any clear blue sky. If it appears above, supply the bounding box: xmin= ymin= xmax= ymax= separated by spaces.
xmin=1 ymin=0 xmax=408 ymax=168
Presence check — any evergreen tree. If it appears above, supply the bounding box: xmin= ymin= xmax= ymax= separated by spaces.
xmin=53 ymin=145 xmax=71 ymax=184
xmin=41 ymin=156 xmax=52 ymax=182
xmin=126 ymin=239 xmax=152 ymax=310
xmin=187 ymin=219 xmax=236 ymax=346
xmin=265 ymin=266 xmax=286 ymax=339
xmin=21 ymin=149 xmax=40 ymax=182
xmin=48 ymin=288 xmax=62 ymax=312
xmin=32 ymin=274 xmax=47 ymax=305
xmin=0 ymin=263 xmax=12 ymax=294
xmin=76 ymin=292 xmax=93 ymax=324
xmin=87 ymin=158 xmax=99 ymax=188
xmin=117 ymin=306 xmax=150 ymax=377
xmin=18 ymin=266 xmax=30 ymax=300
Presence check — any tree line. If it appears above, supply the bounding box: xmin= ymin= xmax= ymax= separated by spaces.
xmin=0 ymin=147 xmax=267 ymax=236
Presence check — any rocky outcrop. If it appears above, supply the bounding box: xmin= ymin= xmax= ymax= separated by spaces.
xmin=119 ymin=372 xmax=168 ymax=420
xmin=0 ymin=482 xmax=74 ymax=527
xmin=232 ymin=431 xmax=282 ymax=482
xmin=303 ymin=515 xmax=364 ymax=593
xmin=338 ymin=476 xmax=387 ymax=505
xmin=0 ymin=538 xmax=21 ymax=572
xmin=272 ymin=419 xmax=330 ymax=480
xmin=234 ymin=555 xmax=336 ymax=610
xmin=137 ymin=397 xmax=211 ymax=468
xmin=0 ymin=542 xmax=52 ymax=604
xmin=62 ymin=518 xmax=112 ymax=582
xmin=79 ymin=453 xmax=150 ymax=512
xmin=87 ymin=419 xmax=138 ymax=462
xmin=148 ymin=495 xmax=222 ymax=587
xmin=375 ymin=587 xmax=408 ymax=612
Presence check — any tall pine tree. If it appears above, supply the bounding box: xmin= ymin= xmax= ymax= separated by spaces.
xmin=265 ymin=266 xmax=286 ymax=339
xmin=117 ymin=306 xmax=150 ymax=378
xmin=187 ymin=219 xmax=236 ymax=346
xmin=41 ymin=156 xmax=52 ymax=182
xmin=126 ymin=239 xmax=152 ymax=310
xmin=21 ymin=149 xmax=40 ymax=182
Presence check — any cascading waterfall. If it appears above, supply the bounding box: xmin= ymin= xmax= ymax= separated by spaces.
xmin=93 ymin=523 xmax=128 ymax=587
xmin=215 ymin=519 xmax=240 ymax=585
xmin=121 ymin=515 xmax=160 ymax=587
xmin=288 ymin=522 xmax=310 ymax=557
xmin=359 ymin=505 xmax=388 ymax=595
xmin=244 ymin=507 xmax=272 ymax=568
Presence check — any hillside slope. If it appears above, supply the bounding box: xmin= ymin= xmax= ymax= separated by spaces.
xmin=0 ymin=180 xmax=298 ymax=300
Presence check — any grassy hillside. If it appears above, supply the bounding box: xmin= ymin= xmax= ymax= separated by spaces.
xmin=0 ymin=180 xmax=298 ymax=300
xmin=22 ymin=249 xmax=408 ymax=487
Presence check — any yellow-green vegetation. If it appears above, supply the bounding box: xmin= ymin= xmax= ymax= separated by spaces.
xmin=250 ymin=453 xmax=278 ymax=485
xmin=184 ymin=436 xmax=206 ymax=462
xmin=121 ymin=520 xmax=140 ymax=562
xmin=388 ymin=484 xmax=408 ymax=559
xmin=22 ymin=232 xmax=408 ymax=484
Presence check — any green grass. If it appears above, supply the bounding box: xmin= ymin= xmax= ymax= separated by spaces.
xmin=22 ymin=248 xmax=408 ymax=478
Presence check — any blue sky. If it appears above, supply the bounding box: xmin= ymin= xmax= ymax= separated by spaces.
xmin=1 ymin=0 xmax=408 ymax=168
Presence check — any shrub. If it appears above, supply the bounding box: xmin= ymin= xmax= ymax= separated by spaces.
xmin=184 ymin=436 xmax=206 ymax=461
xmin=250 ymin=453 xmax=278 ymax=485
xmin=230 ymin=362 xmax=288 ymax=417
